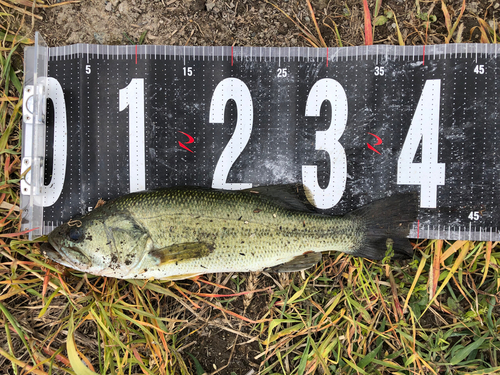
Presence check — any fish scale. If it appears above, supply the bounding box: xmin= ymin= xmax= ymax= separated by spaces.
xmin=122 ymin=189 xmax=361 ymax=279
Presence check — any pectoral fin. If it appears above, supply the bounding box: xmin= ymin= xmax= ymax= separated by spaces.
xmin=159 ymin=272 xmax=204 ymax=281
xmin=149 ymin=242 xmax=214 ymax=265
xmin=264 ymin=252 xmax=322 ymax=273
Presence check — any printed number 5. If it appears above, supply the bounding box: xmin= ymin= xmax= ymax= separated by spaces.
xmin=302 ymin=79 xmax=347 ymax=209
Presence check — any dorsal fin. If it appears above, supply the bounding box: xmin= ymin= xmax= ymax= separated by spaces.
xmin=243 ymin=184 xmax=317 ymax=212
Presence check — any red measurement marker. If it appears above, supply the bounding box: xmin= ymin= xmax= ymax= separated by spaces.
xmin=367 ymin=133 xmax=382 ymax=154
xmin=178 ymin=131 xmax=194 ymax=153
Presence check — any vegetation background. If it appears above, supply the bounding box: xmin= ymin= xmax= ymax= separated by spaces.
xmin=0 ymin=0 xmax=499 ymax=374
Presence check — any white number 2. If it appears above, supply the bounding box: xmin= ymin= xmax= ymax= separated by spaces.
xmin=210 ymin=78 xmax=253 ymax=190
xmin=397 ymin=79 xmax=445 ymax=208
xmin=302 ymin=79 xmax=347 ymax=209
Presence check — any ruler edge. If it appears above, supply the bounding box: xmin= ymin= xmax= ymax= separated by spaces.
xmin=36 ymin=43 xmax=498 ymax=62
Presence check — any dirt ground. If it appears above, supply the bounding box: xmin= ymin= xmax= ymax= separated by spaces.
xmin=34 ymin=0 xmax=495 ymax=49
xmin=10 ymin=0 xmax=497 ymax=374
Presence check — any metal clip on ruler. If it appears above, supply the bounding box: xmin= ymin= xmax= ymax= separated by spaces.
xmin=21 ymin=33 xmax=48 ymax=239
xmin=21 ymin=32 xmax=500 ymax=241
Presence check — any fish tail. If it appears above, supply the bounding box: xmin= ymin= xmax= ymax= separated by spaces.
xmin=346 ymin=192 xmax=419 ymax=260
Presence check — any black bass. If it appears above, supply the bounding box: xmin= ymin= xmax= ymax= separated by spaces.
xmin=42 ymin=186 xmax=418 ymax=279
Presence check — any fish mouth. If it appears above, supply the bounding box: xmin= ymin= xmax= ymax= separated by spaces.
xmin=42 ymin=237 xmax=92 ymax=269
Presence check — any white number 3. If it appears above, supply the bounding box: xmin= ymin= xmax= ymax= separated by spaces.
xmin=302 ymin=79 xmax=347 ymax=209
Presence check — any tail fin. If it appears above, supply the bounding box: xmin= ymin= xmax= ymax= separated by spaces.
xmin=346 ymin=193 xmax=419 ymax=260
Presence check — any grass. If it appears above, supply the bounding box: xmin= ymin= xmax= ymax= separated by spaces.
xmin=1 ymin=1 xmax=500 ymax=374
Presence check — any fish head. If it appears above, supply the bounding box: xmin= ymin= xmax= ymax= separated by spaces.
xmin=43 ymin=211 xmax=152 ymax=278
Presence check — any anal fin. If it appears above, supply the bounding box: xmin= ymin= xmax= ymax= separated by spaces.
xmin=150 ymin=242 xmax=214 ymax=265
xmin=265 ymin=252 xmax=322 ymax=273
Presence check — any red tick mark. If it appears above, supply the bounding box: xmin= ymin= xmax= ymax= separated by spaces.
xmin=367 ymin=133 xmax=382 ymax=154
xmin=178 ymin=131 xmax=194 ymax=153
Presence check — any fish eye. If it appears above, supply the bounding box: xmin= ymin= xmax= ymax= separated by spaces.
xmin=68 ymin=227 xmax=83 ymax=242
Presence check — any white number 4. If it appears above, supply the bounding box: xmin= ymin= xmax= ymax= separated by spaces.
xmin=474 ymin=65 xmax=484 ymax=74
xmin=397 ymin=79 xmax=445 ymax=208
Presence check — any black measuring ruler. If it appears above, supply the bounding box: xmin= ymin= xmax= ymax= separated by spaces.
xmin=21 ymin=42 xmax=500 ymax=241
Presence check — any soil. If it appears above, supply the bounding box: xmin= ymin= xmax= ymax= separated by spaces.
xmin=33 ymin=0 xmax=499 ymax=49
xmin=8 ymin=0 xmax=499 ymax=374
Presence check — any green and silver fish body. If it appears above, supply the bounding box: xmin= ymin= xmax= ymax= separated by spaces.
xmin=42 ymin=186 xmax=418 ymax=280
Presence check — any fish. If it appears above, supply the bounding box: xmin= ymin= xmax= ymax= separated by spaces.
xmin=41 ymin=185 xmax=419 ymax=280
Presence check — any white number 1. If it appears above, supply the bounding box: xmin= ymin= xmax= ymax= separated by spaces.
xmin=119 ymin=78 xmax=146 ymax=192
xmin=397 ymin=79 xmax=445 ymax=208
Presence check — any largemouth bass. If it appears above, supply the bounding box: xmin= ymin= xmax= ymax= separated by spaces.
xmin=42 ymin=186 xmax=418 ymax=279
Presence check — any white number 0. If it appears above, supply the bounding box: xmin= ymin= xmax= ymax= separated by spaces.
xmin=302 ymin=79 xmax=347 ymax=209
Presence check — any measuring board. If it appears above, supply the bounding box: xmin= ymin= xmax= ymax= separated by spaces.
xmin=21 ymin=33 xmax=500 ymax=241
